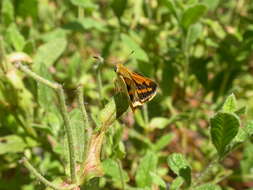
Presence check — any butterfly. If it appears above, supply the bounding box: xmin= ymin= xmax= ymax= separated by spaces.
xmin=114 ymin=63 xmax=157 ymax=111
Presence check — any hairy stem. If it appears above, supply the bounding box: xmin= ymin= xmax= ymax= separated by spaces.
xmin=15 ymin=62 xmax=77 ymax=183
xmin=77 ymin=86 xmax=93 ymax=173
xmin=20 ymin=157 xmax=76 ymax=190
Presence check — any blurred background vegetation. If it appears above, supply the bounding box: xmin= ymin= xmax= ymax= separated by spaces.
xmin=1 ymin=0 xmax=253 ymax=189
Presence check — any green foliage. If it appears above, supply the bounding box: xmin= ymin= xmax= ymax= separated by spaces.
xmin=168 ymin=153 xmax=191 ymax=187
xmin=210 ymin=112 xmax=240 ymax=158
xmin=181 ymin=4 xmax=207 ymax=30
xmin=135 ymin=151 xmax=159 ymax=188
xmin=1 ymin=0 xmax=253 ymax=189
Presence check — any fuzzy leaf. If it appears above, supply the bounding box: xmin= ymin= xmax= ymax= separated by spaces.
xmin=167 ymin=153 xmax=191 ymax=186
xmin=222 ymin=93 xmax=237 ymax=113
xmin=210 ymin=112 xmax=240 ymax=157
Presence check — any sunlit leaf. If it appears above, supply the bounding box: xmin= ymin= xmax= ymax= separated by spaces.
xmin=1 ymin=0 xmax=14 ymax=25
xmin=170 ymin=177 xmax=184 ymax=190
xmin=150 ymin=117 xmax=170 ymax=129
xmin=136 ymin=151 xmax=158 ymax=187
xmin=181 ymin=4 xmax=207 ymax=30
xmin=154 ymin=133 xmax=174 ymax=151
xmin=150 ymin=172 xmax=166 ymax=188
xmin=0 ymin=135 xmax=26 ymax=154
xmin=121 ymin=34 xmax=149 ymax=62
xmin=210 ymin=112 xmax=240 ymax=157
xmin=6 ymin=24 xmax=25 ymax=51
xmin=34 ymin=38 xmax=67 ymax=66
xmin=167 ymin=153 xmax=191 ymax=186
xmin=195 ymin=183 xmax=222 ymax=190
xmin=222 ymin=93 xmax=237 ymax=113
xmin=102 ymin=158 xmax=129 ymax=182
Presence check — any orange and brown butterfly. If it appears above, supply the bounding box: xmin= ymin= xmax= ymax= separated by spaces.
xmin=114 ymin=63 xmax=158 ymax=111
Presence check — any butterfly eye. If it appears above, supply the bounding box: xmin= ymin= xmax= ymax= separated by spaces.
xmin=114 ymin=66 xmax=118 ymax=73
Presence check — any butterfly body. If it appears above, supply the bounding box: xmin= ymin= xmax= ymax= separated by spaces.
xmin=115 ymin=63 xmax=157 ymax=111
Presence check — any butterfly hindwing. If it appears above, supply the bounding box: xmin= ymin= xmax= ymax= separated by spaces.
xmin=130 ymin=73 xmax=157 ymax=102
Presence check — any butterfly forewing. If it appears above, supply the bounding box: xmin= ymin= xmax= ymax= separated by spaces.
xmin=130 ymin=73 xmax=157 ymax=102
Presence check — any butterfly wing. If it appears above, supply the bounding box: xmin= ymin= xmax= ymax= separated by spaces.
xmin=130 ymin=72 xmax=157 ymax=103
xmin=115 ymin=63 xmax=157 ymax=111
xmin=122 ymin=77 xmax=143 ymax=109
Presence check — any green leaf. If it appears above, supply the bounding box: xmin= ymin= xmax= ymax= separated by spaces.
xmin=1 ymin=0 xmax=14 ymax=25
xmin=232 ymin=128 xmax=248 ymax=145
xmin=6 ymin=24 xmax=26 ymax=51
xmin=210 ymin=112 xmax=240 ymax=157
xmin=167 ymin=153 xmax=191 ymax=186
xmin=205 ymin=19 xmax=226 ymax=39
xmin=161 ymin=61 xmax=175 ymax=95
xmin=163 ymin=0 xmax=179 ymax=20
xmin=235 ymin=106 xmax=246 ymax=116
xmin=203 ymin=0 xmax=220 ymax=10
xmin=134 ymin=110 xmax=146 ymax=128
xmin=150 ymin=117 xmax=170 ymax=129
xmin=36 ymin=62 xmax=56 ymax=111
xmin=16 ymin=0 xmax=38 ymax=19
xmin=99 ymin=92 xmax=129 ymax=129
xmin=241 ymin=142 xmax=253 ymax=175
xmin=136 ymin=151 xmax=158 ymax=187
xmin=83 ymin=178 xmax=100 ymax=189
xmin=69 ymin=109 xmax=86 ymax=163
xmin=154 ymin=133 xmax=174 ymax=151
xmin=79 ymin=18 xmax=107 ymax=32
xmin=186 ymin=23 xmax=203 ymax=48
xmin=34 ymin=38 xmax=67 ymax=66
xmin=111 ymin=0 xmax=127 ymax=19
xmin=170 ymin=177 xmax=184 ymax=190
xmin=62 ymin=110 xmax=87 ymax=167
xmin=150 ymin=172 xmax=166 ymax=188
xmin=189 ymin=57 xmax=208 ymax=87
xmin=121 ymin=34 xmax=149 ymax=62
xmin=181 ymin=4 xmax=207 ymax=30
xmin=70 ymin=0 xmax=97 ymax=9
xmin=40 ymin=29 xmax=68 ymax=42
xmin=102 ymin=158 xmax=129 ymax=182
xmin=245 ymin=120 xmax=253 ymax=136
xmin=0 ymin=135 xmax=27 ymax=154
xmin=222 ymin=93 xmax=237 ymax=113
xmin=195 ymin=183 xmax=222 ymax=190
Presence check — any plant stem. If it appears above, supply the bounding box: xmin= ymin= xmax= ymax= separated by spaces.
xmin=57 ymin=87 xmax=77 ymax=183
xmin=20 ymin=157 xmax=76 ymax=190
xmin=0 ymin=36 xmax=8 ymax=73
xmin=143 ymin=104 xmax=149 ymax=130
xmin=94 ymin=55 xmax=104 ymax=106
xmin=15 ymin=62 xmax=59 ymax=89
xmin=182 ymin=32 xmax=190 ymax=94
xmin=192 ymin=157 xmax=219 ymax=187
xmin=97 ymin=68 xmax=103 ymax=105
xmin=77 ymin=86 xmax=93 ymax=173
xmin=78 ymin=7 xmax=84 ymax=19
xmin=15 ymin=62 xmax=77 ymax=184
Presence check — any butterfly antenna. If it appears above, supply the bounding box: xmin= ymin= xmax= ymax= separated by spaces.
xmin=125 ymin=51 xmax=135 ymax=64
